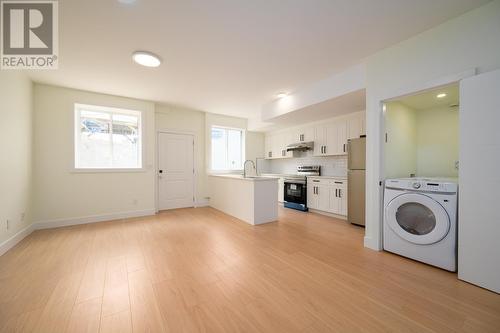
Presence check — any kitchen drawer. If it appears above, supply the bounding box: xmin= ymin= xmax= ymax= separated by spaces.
xmin=308 ymin=178 xmax=330 ymax=185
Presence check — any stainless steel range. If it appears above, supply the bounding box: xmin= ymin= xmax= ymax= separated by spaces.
xmin=284 ymin=166 xmax=320 ymax=211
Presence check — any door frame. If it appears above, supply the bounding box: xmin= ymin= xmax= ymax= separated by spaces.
xmin=365 ymin=68 xmax=476 ymax=251
xmin=156 ymin=130 xmax=197 ymax=213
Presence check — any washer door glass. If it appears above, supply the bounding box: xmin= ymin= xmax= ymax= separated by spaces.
xmin=396 ymin=202 xmax=436 ymax=235
xmin=385 ymin=193 xmax=450 ymax=245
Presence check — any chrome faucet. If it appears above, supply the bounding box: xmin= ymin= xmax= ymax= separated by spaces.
xmin=243 ymin=159 xmax=256 ymax=178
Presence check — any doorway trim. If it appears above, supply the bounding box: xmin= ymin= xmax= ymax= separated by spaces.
xmin=365 ymin=68 xmax=476 ymax=251
xmin=156 ymin=129 xmax=198 ymax=213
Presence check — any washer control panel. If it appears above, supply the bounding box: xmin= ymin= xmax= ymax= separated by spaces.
xmin=386 ymin=178 xmax=458 ymax=193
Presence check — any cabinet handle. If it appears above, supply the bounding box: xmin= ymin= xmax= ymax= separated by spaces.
xmin=339 ymin=189 xmax=342 ymax=198
xmin=324 ymin=146 xmax=327 ymax=154
xmin=313 ymin=180 xmax=319 ymax=182
xmin=335 ymin=189 xmax=338 ymax=197
xmin=343 ymin=144 xmax=346 ymax=152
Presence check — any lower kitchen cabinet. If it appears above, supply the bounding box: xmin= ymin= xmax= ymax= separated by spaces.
xmin=278 ymin=177 xmax=285 ymax=203
xmin=307 ymin=177 xmax=347 ymax=216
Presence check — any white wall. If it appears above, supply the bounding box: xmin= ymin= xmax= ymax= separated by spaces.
xmin=365 ymin=0 xmax=500 ymax=250
xmin=384 ymin=102 xmax=417 ymax=178
xmin=0 ymin=72 xmax=33 ymax=246
xmin=246 ymin=131 xmax=265 ymax=163
xmin=416 ymin=106 xmax=459 ymax=177
xmin=33 ymin=84 xmax=156 ymax=223
xmin=384 ymin=102 xmax=459 ymax=180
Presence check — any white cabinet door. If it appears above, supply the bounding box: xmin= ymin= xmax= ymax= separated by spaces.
xmin=278 ymin=178 xmax=285 ymax=203
xmin=347 ymin=111 xmax=365 ymax=140
xmin=317 ymin=184 xmax=330 ymax=212
xmin=294 ymin=126 xmax=314 ymax=142
xmin=458 ymin=69 xmax=500 ymax=293
xmin=315 ymin=121 xmax=341 ymax=156
xmin=337 ymin=183 xmax=348 ymax=216
xmin=307 ymin=183 xmax=318 ymax=209
xmin=328 ymin=187 xmax=340 ymax=214
xmin=272 ymin=133 xmax=283 ymax=159
xmin=314 ymin=124 xmax=326 ymax=156
xmin=282 ymin=130 xmax=294 ymax=158
xmin=324 ymin=121 xmax=337 ymax=155
xmin=264 ymin=134 xmax=273 ymax=159
xmin=336 ymin=119 xmax=348 ymax=155
xmin=327 ymin=182 xmax=348 ymax=216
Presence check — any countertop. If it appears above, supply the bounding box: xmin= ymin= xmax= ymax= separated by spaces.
xmin=209 ymin=174 xmax=279 ymax=182
xmin=259 ymin=173 xmax=348 ymax=180
xmin=307 ymin=175 xmax=348 ymax=180
xmin=259 ymin=173 xmax=297 ymax=178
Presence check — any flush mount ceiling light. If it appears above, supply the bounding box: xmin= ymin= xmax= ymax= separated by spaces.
xmin=132 ymin=51 xmax=161 ymax=67
xmin=118 ymin=0 xmax=136 ymax=4
xmin=276 ymin=92 xmax=289 ymax=99
xmin=436 ymin=93 xmax=447 ymax=98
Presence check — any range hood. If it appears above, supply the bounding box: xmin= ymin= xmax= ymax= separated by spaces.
xmin=286 ymin=141 xmax=314 ymax=152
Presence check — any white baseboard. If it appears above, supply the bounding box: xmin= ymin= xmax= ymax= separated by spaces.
xmin=364 ymin=236 xmax=382 ymax=251
xmin=308 ymin=208 xmax=347 ymax=220
xmin=33 ymin=209 xmax=156 ymax=230
xmin=0 ymin=224 xmax=35 ymax=256
xmin=195 ymin=199 xmax=209 ymax=207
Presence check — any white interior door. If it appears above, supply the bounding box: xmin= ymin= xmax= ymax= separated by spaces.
xmin=158 ymin=132 xmax=194 ymax=210
xmin=459 ymin=69 xmax=500 ymax=293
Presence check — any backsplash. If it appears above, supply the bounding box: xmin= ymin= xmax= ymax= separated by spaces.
xmin=257 ymin=153 xmax=348 ymax=177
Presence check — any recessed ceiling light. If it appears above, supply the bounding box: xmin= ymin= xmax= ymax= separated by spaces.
xmin=276 ymin=92 xmax=289 ymax=99
xmin=437 ymin=93 xmax=447 ymax=98
xmin=118 ymin=0 xmax=136 ymax=4
xmin=132 ymin=51 xmax=161 ymax=67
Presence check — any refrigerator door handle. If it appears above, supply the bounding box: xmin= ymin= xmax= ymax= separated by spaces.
xmin=347 ymin=141 xmax=351 ymax=167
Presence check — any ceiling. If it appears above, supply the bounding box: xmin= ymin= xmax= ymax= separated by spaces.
xmin=28 ymin=0 xmax=488 ymax=119
xmin=397 ymin=84 xmax=459 ymax=110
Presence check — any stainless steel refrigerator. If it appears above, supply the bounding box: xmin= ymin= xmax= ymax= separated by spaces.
xmin=347 ymin=136 xmax=366 ymax=226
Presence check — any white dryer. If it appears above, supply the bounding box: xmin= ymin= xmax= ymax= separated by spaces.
xmin=383 ymin=178 xmax=458 ymax=271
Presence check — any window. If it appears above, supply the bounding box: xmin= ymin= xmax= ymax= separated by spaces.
xmin=211 ymin=126 xmax=244 ymax=171
xmin=74 ymin=104 xmax=142 ymax=169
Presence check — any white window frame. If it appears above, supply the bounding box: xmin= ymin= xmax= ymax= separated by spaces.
xmin=73 ymin=103 xmax=145 ymax=172
xmin=210 ymin=125 xmax=245 ymax=173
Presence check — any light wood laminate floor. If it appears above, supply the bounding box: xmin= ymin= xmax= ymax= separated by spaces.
xmin=1 ymin=207 xmax=499 ymax=332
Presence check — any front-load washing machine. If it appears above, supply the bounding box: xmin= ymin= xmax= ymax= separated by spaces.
xmin=383 ymin=178 xmax=458 ymax=271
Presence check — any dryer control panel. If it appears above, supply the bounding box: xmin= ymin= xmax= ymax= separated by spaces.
xmin=385 ymin=178 xmax=458 ymax=194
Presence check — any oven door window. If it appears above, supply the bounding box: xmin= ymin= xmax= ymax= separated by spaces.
xmin=285 ymin=182 xmax=306 ymax=203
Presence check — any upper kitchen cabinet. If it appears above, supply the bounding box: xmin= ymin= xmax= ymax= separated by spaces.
xmin=265 ymin=133 xmax=274 ymax=159
xmin=314 ymin=118 xmax=347 ymax=156
xmin=266 ymin=111 xmax=365 ymax=159
xmin=264 ymin=130 xmax=293 ymax=159
xmin=292 ymin=125 xmax=314 ymax=143
xmin=347 ymin=111 xmax=366 ymax=140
